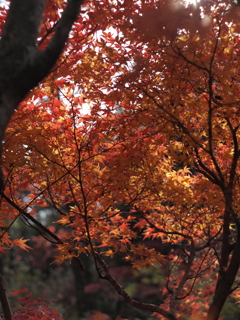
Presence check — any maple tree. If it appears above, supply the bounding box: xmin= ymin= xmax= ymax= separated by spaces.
xmin=0 ymin=0 xmax=240 ymax=319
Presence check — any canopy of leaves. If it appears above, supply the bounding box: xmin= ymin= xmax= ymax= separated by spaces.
xmin=1 ymin=0 xmax=240 ymax=319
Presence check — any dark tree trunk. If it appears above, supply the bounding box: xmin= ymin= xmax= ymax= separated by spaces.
xmin=207 ymin=192 xmax=240 ymax=320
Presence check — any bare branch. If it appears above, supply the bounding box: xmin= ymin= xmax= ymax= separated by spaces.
xmin=0 ymin=275 xmax=12 ymax=320
xmin=0 ymin=191 xmax=85 ymax=270
xmin=96 ymin=254 xmax=178 ymax=320
xmin=39 ymin=0 xmax=85 ymax=74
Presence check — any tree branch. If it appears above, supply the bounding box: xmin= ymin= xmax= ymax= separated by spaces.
xmin=0 ymin=191 xmax=85 ymax=270
xmin=95 ymin=254 xmax=177 ymax=320
xmin=0 ymin=275 xmax=12 ymax=320
xmin=39 ymin=0 xmax=85 ymax=74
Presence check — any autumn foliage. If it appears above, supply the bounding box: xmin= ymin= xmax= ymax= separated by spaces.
xmin=11 ymin=289 xmax=63 ymax=320
xmin=1 ymin=0 xmax=240 ymax=319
